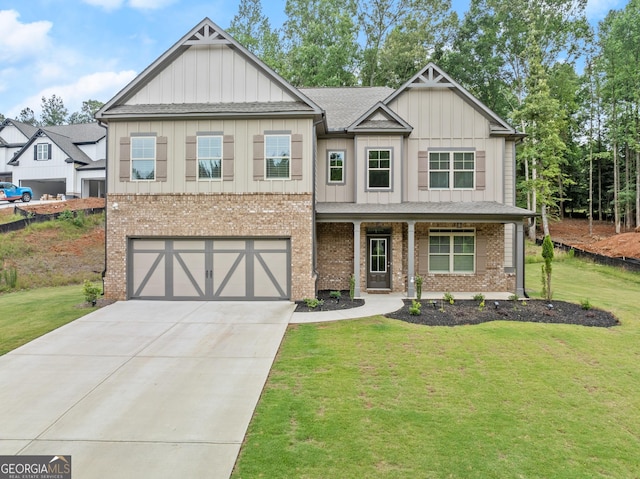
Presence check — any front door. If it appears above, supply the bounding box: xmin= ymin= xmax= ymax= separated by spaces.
xmin=367 ymin=236 xmax=391 ymax=289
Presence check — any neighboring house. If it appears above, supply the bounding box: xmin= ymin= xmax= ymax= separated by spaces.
xmin=0 ymin=120 xmax=106 ymax=198
xmin=96 ymin=18 xmax=534 ymax=302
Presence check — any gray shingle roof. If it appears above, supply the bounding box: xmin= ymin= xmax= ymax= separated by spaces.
xmin=101 ymin=102 xmax=315 ymax=118
xmin=300 ymin=87 xmax=393 ymax=131
xmin=316 ymin=202 xmax=536 ymax=221
xmin=77 ymin=158 xmax=106 ymax=170
xmin=44 ymin=123 xmax=105 ymax=143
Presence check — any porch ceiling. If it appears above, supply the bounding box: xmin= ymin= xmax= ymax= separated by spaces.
xmin=315 ymin=201 xmax=537 ymax=223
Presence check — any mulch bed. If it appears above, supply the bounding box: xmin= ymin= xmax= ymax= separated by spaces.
xmin=294 ymin=290 xmax=364 ymax=312
xmin=386 ymin=299 xmax=619 ymax=328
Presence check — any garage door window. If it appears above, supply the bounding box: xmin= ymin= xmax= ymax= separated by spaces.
xmin=131 ymin=137 xmax=156 ymax=180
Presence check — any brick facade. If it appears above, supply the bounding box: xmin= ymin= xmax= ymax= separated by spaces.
xmin=316 ymin=223 xmax=354 ymax=291
xmin=105 ymin=193 xmax=315 ymax=301
xmin=315 ymin=221 xmax=515 ymax=296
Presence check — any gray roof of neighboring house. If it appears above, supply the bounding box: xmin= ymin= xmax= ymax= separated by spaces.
xmin=77 ymin=158 xmax=106 ymax=170
xmin=8 ymin=123 xmax=103 ymax=166
xmin=44 ymin=122 xmax=105 ymax=143
xmin=0 ymin=119 xmax=39 ymax=147
xmin=300 ymin=87 xmax=393 ymax=131
xmin=316 ymin=202 xmax=536 ymax=221
xmin=100 ymin=101 xmax=315 ymax=118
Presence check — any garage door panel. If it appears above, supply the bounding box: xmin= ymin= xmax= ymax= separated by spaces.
xmin=213 ymin=253 xmax=246 ymax=298
xmin=254 ymin=252 xmax=287 ymax=298
xmin=130 ymin=239 xmax=289 ymax=300
xmin=173 ymin=253 xmax=206 ymax=297
xmin=132 ymin=253 xmax=166 ymax=297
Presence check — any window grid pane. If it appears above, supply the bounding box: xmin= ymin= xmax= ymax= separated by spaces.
xmin=328 ymin=151 xmax=344 ymax=183
xmin=265 ymin=135 xmax=290 ymax=179
xmin=131 ymin=137 xmax=155 ymax=180
xmin=429 ymin=234 xmax=475 ymax=274
xmin=368 ymin=149 xmax=391 ymax=189
xmin=198 ymin=136 xmax=222 ymax=179
xmin=429 ymin=151 xmax=475 ymax=189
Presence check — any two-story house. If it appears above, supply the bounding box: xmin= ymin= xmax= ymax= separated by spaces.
xmin=96 ymin=18 xmax=534 ymax=302
xmin=0 ymin=119 xmax=106 ymax=198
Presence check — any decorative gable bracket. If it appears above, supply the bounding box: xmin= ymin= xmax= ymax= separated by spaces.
xmin=408 ymin=65 xmax=455 ymax=89
xmin=184 ymin=24 xmax=231 ymax=46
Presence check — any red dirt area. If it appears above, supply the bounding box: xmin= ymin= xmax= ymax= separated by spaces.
xmin=19 ymin=197 xmax=105 ymax=215
xmin=548 ymin=218 xmax=640 ymax=260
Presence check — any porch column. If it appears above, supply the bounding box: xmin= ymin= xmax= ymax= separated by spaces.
xmin=516 ymin=221 xmax=525 ymax=297
xmin=407 ymin=221 xmax=415 ymax=298
xmin=353 ymin=221 xmax=361 ymax=297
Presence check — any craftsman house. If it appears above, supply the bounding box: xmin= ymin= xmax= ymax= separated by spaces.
xmin=96 ymin=18 xmax=534 ymax=302
xmin=0 ymin=119 xmax=106 ymax=198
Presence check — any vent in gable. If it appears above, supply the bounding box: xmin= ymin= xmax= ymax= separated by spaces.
xmin=184 ymin=24 xmax=230 ymax=46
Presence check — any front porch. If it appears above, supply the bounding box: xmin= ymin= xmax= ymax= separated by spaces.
xmin=315 ymin=202 xmax=533 ymax=299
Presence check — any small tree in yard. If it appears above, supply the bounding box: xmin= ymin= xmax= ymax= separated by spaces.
xmin=541 ymin=235 xmax=554 ymax=301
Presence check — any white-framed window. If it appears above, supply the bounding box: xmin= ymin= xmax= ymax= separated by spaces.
xmin=36 ymin=144 xmax=50 ymax=161
xmin=131 ymin=136 xmax=156 ymax=180
xmin=328 ymin=150 xmax=345 ymax=183
xmin=265 ymin=135 xmax=290 ymax=179
xmin=367 ymin=148 xmax=391 ymax=189
xmin=429 ymin=151 xmax=474 ymax=189
xmin=429 ymin=229 xmax=475 ymax=274
xmin=197 ymin=135 xmax=222 ymax=180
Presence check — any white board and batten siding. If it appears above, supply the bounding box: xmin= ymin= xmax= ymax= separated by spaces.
xmin=388 ymin=87 xmax=506 ymax=204
xmin=315 ymin=138 xmax=356 ymax=203
xmin=126 ymin=45 xmax=297 ymax=105
xmin=108 ymin=118 xmax=315 ymax=195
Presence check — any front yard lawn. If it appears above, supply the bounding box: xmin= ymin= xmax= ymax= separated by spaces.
xmin=232 ymin=257 xmax=640 ymax=478
xmin=0 ymin=285 xmax=96 ymax=355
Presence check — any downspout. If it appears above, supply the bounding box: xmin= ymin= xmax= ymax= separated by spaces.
xmin=98 ymin=120 xmax=108 ymax=297
xmin=311 ymin=117 xmax=323 ymax=295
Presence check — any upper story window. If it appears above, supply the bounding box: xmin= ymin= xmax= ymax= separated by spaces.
xmin=429 ymin=151 xmax=474 ymax=189
xmin=131 ymin=136 xmax=156 ymax=181
xmin=367 ymin=149 xmax=391 ymax=189
xmin=328 ymin=150 xmax=345 ymax=184
xmin=35 ymin=143 xmax=51 ymax=161
xmin=265 ymin=135 xmax=290 ymax=179
xmin=429 ymin=229 xmax=475 ymax=274
xmin=197 ymin=135 xmax=222 ymax=180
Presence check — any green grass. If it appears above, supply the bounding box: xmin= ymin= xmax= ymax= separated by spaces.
xmin=0 ymin=285 xmax=97 ymax=355
xmin=232 ymin=256 xmax=640 ymax=478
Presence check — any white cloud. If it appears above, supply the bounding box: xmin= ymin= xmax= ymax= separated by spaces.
xmin=15 ymin=70 xmax=137 ymax=118
xmin=80 ymin=0 xmax=125 ymax=10
xmin=0 ymin=10 xmax=52 ymax=63
xmin=128 ymin=0 xmax=178 ymax=10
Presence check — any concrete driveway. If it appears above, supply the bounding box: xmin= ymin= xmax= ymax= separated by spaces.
xmin=0 ymin=301 xmax=294 ymax=478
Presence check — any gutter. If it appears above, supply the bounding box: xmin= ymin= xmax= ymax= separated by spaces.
xmin=97 ymin=120 xmax=108 ymax=297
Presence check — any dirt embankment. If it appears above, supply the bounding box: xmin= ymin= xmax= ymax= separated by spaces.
xmin=548 ymin=218 xmax=640 ymax=260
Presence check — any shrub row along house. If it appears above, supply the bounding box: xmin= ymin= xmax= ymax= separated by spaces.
xmin=95 ymin=18 xmax=535 ymax=302
xmin=0 ymin=120 xmax=106 ymax=199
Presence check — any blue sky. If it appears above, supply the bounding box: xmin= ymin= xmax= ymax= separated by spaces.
xmin=0 ymin=0 xmax=627 ymax=120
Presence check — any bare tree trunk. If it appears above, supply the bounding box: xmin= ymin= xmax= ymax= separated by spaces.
xmin=528 ymin=158 xmax=538 ymax=242
xmin=614 ymin=141 xmax=621 ymax=234
xmin=625 ymin=142 xmax=631 ymax=230
xmin=636 ymin=149 xmax=640 ymax=229
xmin=541 ymin=204 xmax=550 ymax=237
xmin=589 ymin=145 xmax=593 ymax=236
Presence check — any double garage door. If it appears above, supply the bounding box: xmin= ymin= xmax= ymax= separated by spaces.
xmin=129 ymin=238 xmax=290 ymax=300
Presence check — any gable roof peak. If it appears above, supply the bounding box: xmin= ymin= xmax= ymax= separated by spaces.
xmin=384 ymin=62 xmax=518 ymax=136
